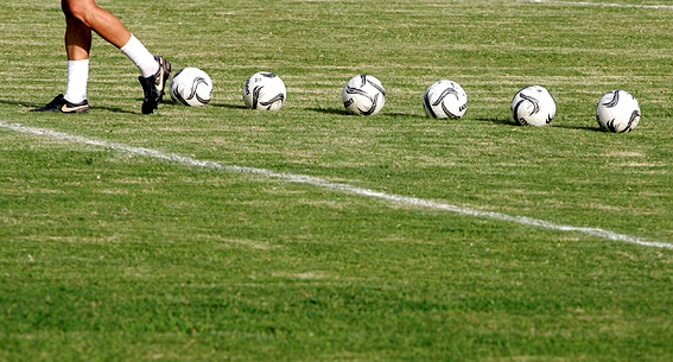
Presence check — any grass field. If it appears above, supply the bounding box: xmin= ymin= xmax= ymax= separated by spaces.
xmin=1 ymin=0 xmax=673 ymax=360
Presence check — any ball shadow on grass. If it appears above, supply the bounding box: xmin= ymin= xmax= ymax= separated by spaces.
xmin=552 ymin=124 xmax=604 ymax=132
xmin=209 ymin=103 xmax=249 ymax=110
xmin=475 ymin=117 xmax=518 ymax=126
xmin=475 ymin=117 xmax=603 ymax=132
xmin=307 ymin=107 xmax=424 ymax=119
xmin=306 ymin=106 xmax=350 ymax=116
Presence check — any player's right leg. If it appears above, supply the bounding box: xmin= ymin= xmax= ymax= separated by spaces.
xmin=64 ymin=0 xmax=171 ymax=114
xmin=35 ymin=0 xmax=170 ymax=114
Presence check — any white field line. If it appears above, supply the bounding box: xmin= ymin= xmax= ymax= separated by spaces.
xmin=521 ymin=0 xmax=673 ymax=10
xmin=2 ymin=121 xmax=672 ymax=250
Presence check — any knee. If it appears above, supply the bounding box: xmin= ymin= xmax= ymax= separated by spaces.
xmin=61 ymin=1 xmax=95 ymax=22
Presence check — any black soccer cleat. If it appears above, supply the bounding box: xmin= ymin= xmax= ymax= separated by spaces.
xmin=31 ymin=94 xmax=89 ymax=113
xmin=139 ymin=55 xmax=172 ymax=114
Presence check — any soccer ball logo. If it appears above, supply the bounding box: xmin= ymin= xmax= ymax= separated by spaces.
xmin=242 ymin=72 xmax=287 ymax=111
xmin=423 ymin=80 xmax=468 ymax=119
xmin=511 ymin=85 xmax=556 ymax=127
xmin=170 ymin=67 xmax=213 ymax=107
xmin=342 ymin=75 xmax=386 ymax=116
xmin=596 ymin=90 xmax=641 ymax=133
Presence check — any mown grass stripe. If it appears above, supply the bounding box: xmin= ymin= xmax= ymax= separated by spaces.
xmin=522 ymin=0 xmax=673 ymax=10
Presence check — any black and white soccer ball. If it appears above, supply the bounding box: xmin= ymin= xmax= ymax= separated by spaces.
xmin=510 ymin=85 xmax=556 ymax=126
xmin=170 ymin=67 xmax=213 ymax=107
xmin=341 ymin=75 xmax=386 ymax=116
xmin=596 ymin=90 xmax=641 ymax=133
xmin=242 ymin=72 xmax=286 ymax=111
xmin=423 ymin=80 xmax=468 ymax=119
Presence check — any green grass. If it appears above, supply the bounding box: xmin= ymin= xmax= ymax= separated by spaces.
xmin=1 ymin=0 xmax=673 ymax=360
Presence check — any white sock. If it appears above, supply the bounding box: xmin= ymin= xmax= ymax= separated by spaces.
xmin=64 ymin=59 xmax=89 ymax=104
xmin=120 ymin=34 xmax=159 ymax=78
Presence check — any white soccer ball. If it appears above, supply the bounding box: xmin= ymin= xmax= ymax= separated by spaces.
xmin=242 ymin=72 xmax=286 ymax=111
xmin=342 ymin=75 xmax=386 ymax=116
xmin=596 ymin=90 xmax=641 ymax=133
xmin=510 ymin=85 xmax=556 ymax=126
xmin=423 ymin=80 xmax=468 ymax=119
xmin=170 ymin=67 xmax=213 ymax=107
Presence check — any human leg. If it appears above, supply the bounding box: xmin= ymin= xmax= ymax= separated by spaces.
xmin=38 ymin=0 xmax=171 ymax=114
xmin=62 ymin=12 xmax=91 ymax=105
xmin=62 ymin=0 xmax=131 ymax=49
xmin=31 ymin=4 xmax=91 ymax=113
xmin=62 ymin=0 xmax=161 ymax=75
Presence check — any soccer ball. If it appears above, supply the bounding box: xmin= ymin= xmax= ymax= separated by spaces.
xmin=596 ymin=90 xmax=641 ymax=133
xmin=342 ymin=75 xmax=386 ymax=116
xmin=423 ymin=80 xmax=468 ymax=119
xmin=242 ymin=72 xmax=286 ymax=111
xmin=170 ymin=67 xmax=213 ymax=107
xmin=510 ymin=85 xmax=556 ymax=126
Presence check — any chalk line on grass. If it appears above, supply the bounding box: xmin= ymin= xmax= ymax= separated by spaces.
xmin=1 ymin=121 xmax=671 ymax=250
xmin=521 ymin=0 xmax=673 ymax=10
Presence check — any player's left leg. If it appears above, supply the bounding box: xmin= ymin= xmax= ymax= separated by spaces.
xmin=31 ymin=3 xmax=92 ymax=113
